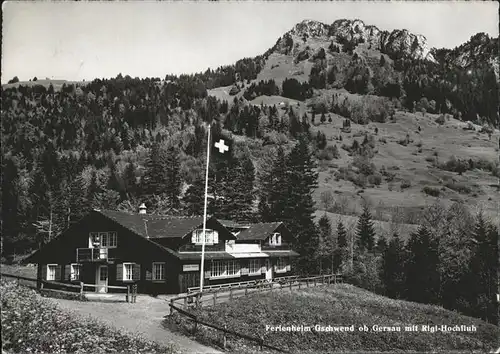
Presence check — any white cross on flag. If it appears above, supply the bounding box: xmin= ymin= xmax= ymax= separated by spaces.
xmin=211 ymin=131 xmax=233 ymax=162
xmin=214 ymin=139 xmax=229 ymax=154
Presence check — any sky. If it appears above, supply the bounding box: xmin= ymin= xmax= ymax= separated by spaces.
xmin=1 ymin=1 xmax=498 ymax=83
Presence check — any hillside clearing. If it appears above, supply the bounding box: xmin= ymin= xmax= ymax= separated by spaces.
xmin=178 ymin=284 xmax=499 ymax=353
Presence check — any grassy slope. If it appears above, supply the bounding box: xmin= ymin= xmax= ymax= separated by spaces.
xmin=208 ymin=37 xmax=499 ymax=225
xmin=311 ymin=106 xmax=499 ymax=223
xmin=187 ymin=284 xmax=499 ymax=353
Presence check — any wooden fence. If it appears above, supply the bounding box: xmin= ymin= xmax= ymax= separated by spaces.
xmin=1 ymin=273 xmax=137 ymax=303
xmin=169 ymin=302 xmax=287 ymax=352
xmin=167 ymin=274 xmax=342 ymax=352
xmin=171 ymin=273 xmax=342 ymax=311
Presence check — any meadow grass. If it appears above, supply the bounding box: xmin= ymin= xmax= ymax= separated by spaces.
xmin=1 ymin=280 xmax=177 ymax=353
xmin=179 ymin=284 xmax=499 ymax=353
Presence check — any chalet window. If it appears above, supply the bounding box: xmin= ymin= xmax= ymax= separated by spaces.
xmin=276 ymin=258 xmax=287 ymax=273
xmin=108 ymin=232 xmax=117 ymax=247
xmin=70 ymin=264 xmax=81 ymax=281
xmin=152 ymin=262 xmax=165 ymax=281
xmin=269 ymin=233 xmax=281 ymax=246
xmin=123 ymin=263 xmax=134 ymax=281
xmin=227 ymin=261 xmax=240 ymax=276
xmin=47 ymin=264 xmax=57 ymax=281
xmin=192 ymin=229 xmax=219 ymax=245
xmin=88 ymin=232 xmax=118 ymax=248
xmin=248 ymin=259 xmax=261 ymax=274
xmin=211 ymin=261 xmax=225 ymax=278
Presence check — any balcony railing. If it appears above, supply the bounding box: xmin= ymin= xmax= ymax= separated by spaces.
xmin=76 ymin=248 xmax=117 ymax=262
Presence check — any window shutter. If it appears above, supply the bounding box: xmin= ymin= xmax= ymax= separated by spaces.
xmin=116 ymin=263 xmax=123 ymax=281
xmin=55 ymin=265 xmax=62 ymax=281
xmin=260 ymin=264 xmax=266 ymax=274
xmin=191 ymin=232 xmax=196 ymax=243
xmin=146 ymin=267 xmax=152 ymax=281
xmin=42 ymin=265 xmax=47 ymax=280
xmin=213 ymin=231 xmax=219 ymax=244
xmin=65 ymin=264 xmax=71 ymax=281
xmin=133 ymin=263 xmax=141 ymax=281
xmin=204 ymin=270 xmax=211 ymax=279
xmin=286 ymin=264 xmax=291 ymax=272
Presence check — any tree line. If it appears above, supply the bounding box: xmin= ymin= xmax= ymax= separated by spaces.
xmin=312 ymin=201 xmax=498 ymax=325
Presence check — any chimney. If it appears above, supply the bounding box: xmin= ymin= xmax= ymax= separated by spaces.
xmin=139 ymin=203 xmax=147 ymax=214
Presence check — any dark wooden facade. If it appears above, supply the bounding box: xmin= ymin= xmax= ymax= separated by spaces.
xmin=27 ymin=210 xmax=299 ymax=295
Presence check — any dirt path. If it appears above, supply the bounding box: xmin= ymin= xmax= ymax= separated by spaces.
xmin=49 ymin=296 xmax=221 ymax=354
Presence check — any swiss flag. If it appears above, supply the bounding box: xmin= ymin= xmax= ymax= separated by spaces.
xmin=210 ymin=126 xmax=235 ymax=164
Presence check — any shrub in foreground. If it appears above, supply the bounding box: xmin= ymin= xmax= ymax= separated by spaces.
xmin=1 ymin=280 xmax=175 ymax=353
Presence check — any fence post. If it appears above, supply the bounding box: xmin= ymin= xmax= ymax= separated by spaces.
xmin=259 ymin=336 xmax=264 ymax=351
xmin=289 ymin=280 xmax=292 ymax=291
xmin=245 ymin=287 xmax=248 ymax=296
xmin=184 ymin=296 xmax=188 ymax=309
xmin=298 ymin=281 xmax=301 ymax=290
xmin=133 ymin=284 xmax=137 ymax=303
xmin=193 ymin=316 xmax=198 ymax=334
xmin=80 ymin=281 xmax=83 ymax=295
xmin=213 ymin=292 xmax=217 ymax=306
xmin=314 ymin=278 xmax=317 ymax=287
xmin=334 ymin=275 xmax=337 ymax=284
xmin=223 ymin=324 xmax=227 ymax=349
xmin=229 ymin=287 xmax=233 ymax=300
xmin=126 ymin=285 xmax=130 ymax=303
xmin=306 ymin=279 xmax=309 ymax=287
xmin=170 ymin=299 xmax=174 ymax=316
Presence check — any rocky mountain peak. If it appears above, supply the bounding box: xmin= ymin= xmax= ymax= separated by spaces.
xmin=290 ymin=19 xmax=331 ymax=39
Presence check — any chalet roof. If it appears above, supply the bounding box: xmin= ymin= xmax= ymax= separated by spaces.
xmin=217 ymin=219 xmax=250 ymax=228
xmin=235 ymin=222 xmax=283 ymax=241
xmin=98 ymin=210 xmax=206 ymax=239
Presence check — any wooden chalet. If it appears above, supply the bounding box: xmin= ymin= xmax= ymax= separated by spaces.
xmin=26 ymin=206 xmax=299 ymax=294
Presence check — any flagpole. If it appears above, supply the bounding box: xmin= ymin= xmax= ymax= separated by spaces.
xmin=199 ymin=123 xmax=211 ymax=293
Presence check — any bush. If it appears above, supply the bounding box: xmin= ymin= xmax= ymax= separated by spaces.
xmin=445 ymin=181 xmax=472 ymax=194
xmin=1 ymin=280 xmax=174 ymax=354
xmin=400 ymin=179 xmax=411 ymax=189
xmin=422 ymin=186 xmax=441 ymax=197
xmin=367 ymin=174 xmax=382 ymax=186
xmin=317 ymin=145 xmax=340 ymax=160
xmin=436 ymin=115 xmax=445 ymax=125
xmin=353 ymin=155 xmax=376 ymax=175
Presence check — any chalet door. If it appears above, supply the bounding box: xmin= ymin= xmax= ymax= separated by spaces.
xmin=96 ymin=265 xmax=108 ymax=293
xmin=265 ymin=259 xmax=273 ymax=281
xmin=180 ymin=272 xmax=200 ymax=293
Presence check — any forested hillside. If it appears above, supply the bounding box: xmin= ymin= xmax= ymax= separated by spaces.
xmin=1 ymin=18 xmax=498 ymax=325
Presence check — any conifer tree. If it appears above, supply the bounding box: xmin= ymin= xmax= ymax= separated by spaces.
xmin=405 ymin=225 xmax=440 ymax=304
xmin=285 ymin=134 xmax=319 ymax=273
xmin=267 ymin=146 xmax=290 ymax=222
xmin=356 ymin=204 xmax=376 ymax=251
xmin=141 ymin=142 xmax=168 ymax=209
xmin=376 ymin=234 xmax=388 ymax=254
xmin=123 ymin=161 xmax=138 ymax=199
xmin=317 ymin=214 xmax=335 ymax=273
xmin=468 ymin=212 xmax=499 ymax=323
xmin=165 ymin=146 xmax=182 ymax=210
xmin=2 ymin=157 xmax=22 ymax=253
xmin=381 ymin=232 xmax=406 ymax=299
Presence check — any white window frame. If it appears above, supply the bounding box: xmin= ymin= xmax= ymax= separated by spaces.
xmin=210 ymin=260 xmax=240 ymax=278
xmin=192 ymin=229 xmax=218 ymax=245
xmin=108 ymin=232 xmax=117 ymax=247
xmin=211 ymin=260 xmax=226 ymax=278
xmin=88 ymin=232 xmax=118 ymax=248
xmin=227 ymin=260 xmax=240 ymax=276
xmin=275 ymin=258 xmax=287 ymax=273
xmin=123 ymin=263 xmax=134 ymax=281
xmin=248 ymin=259 xmax=261 ymax=275
xmin=70 ymin=263 xmax=81 ymax=281
xmin=269 ymin=233 xmax=282 ymax=246
xmin=152 ymin=262 xmax=165 ymax=281
xmin=47 ymin=264 xmax=57 ymax=281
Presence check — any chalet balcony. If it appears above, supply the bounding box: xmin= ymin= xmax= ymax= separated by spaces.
xmin=261 ymin=244 xmax=290 ymax=251
xmin=76 ymin=248 xmax=117 ymax=262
